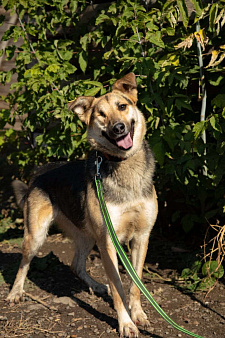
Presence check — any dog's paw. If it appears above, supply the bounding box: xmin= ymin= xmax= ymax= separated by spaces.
xmin=131 ymin=306 xmax=150 ymax=328
xmin=119 ymin=320 xmax=139 ymax=337
xmin=6 ymin=289 xmax=24 ymax=304
xmin=89 ymin=283 xmax=109 ymax=296
xmin=131 ymin=308 xmax=150 ymax=329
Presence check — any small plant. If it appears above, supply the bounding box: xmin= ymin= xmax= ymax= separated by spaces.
xmin=179 ymin=259 xmax=224 ymax=293
xmin=180 ymin=223 xmax=225 ymax=294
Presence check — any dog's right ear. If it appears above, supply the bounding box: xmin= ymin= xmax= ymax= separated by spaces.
xmin=68 ymin=96 xmax=95 ymax=124
xmin=112 ymin=73 xmax=137 ymax=104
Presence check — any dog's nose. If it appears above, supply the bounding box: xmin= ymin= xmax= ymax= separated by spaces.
xmin=113 ymin=122 xmax=125 ymax=135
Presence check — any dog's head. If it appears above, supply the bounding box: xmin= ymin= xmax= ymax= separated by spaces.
xmin=68 ymin=73 xmax=146 ymax=158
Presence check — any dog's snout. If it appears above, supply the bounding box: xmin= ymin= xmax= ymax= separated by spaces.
xmin=113 ymin=122 xmax=125 ymax=135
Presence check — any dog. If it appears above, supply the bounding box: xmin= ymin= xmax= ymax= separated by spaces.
xmin=7 ymin=73 xmax=158 ymax=337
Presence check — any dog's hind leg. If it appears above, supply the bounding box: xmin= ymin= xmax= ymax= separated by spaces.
xmin=7 ymin=191 xmax=53 ymax=303
xmin=70 ymin=229 xmax=108 ymax=295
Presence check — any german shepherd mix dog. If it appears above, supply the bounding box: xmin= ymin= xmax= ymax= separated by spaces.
xmin=7 ymin=73 xmax=158 ymax=337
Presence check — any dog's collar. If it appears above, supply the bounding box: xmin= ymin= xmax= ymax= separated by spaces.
xmin=101 ymin=152 xmax=126 ymax=162
xmin=95 ymin=151 xmax=126 ymax=179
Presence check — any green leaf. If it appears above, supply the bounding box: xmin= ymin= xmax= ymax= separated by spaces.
xmin=181 ymin=214 xmax=201 ymax=233
xmin=176 ymin=0 xmax=189 ymax=28
xmin=191 ymin=260 xmax=202 ymax=273
xmin=5 ymin=128 xmax=14 ymax=137
xmin=209 ymin=3 xmax=218 ymax=32
xmin=58 ymin=50 xmax=73 ymax=61
xmin=95 ymin=13 xmax=110 ymax=25
xmin=193 ymin=121 xmax=206 ymax=139
xmin=83 ymin=80 xmax=103 ymax=88
xmin=181 ymin=268 xmax=192 ymax=278
xmin=212 ymin=94 xmax=225 ymax=109
xmin=32 ymin=81 xmax=39 ymax=92
xmin=84 ymin=86 xmax=101 ymax=96
xmin=70 ymin=0 xmax=78 ymax=13
xmin=6 ymin=70 xmax=13 ymax=83
xmin=198 ymin=277 xmax=216 ymax=291
xmin=175 ymin=98 xmax=192 ymax=111
xmin=202 ymin=261 xmax=224 ymax=279
xmin=181 ymin=214 xmax=194 ymax=233
xmin=210 ymin=115 xmax=221 ymax=132
xmin=208 ymin=75 xmax=224 ymax=87
xmin=63 ymin=62 xmax=77 ymax=75
xmin=163 ymin=126 xmax=178 ymax=151
xmin=45 ymin=64 xmax=60 ymax=73
xmin=190 ymin=0 xmax=203 ymax=18
xmin=80 ymin=34 xmax=89 ymax=51
xmin=152 ymin=141 xmax=165 ymax=166
xmin=0 ymin=135 xmax=4 ymax=146
xmin=5 ymin=45 xmax=16 ymax=60
xmin=79 ymin=50 xmax=87 ymax=73
xmin=213 ymin=266 xmax=224 ymax=279
xmin=147 ymin=31 xmax=165 ymax=48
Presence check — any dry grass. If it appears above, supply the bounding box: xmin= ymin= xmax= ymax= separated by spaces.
xmin=204 ymin=222 xmax=225 ymax=269
xmin=203 ymin=221 xmax=225 ymax=296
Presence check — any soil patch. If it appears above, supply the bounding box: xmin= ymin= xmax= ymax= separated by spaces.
xmin=1 ymin=231 xmax=225 ymax=338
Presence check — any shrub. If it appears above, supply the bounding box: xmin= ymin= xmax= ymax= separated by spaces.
xmin=0 ymin=0 xmax=224 ymax=234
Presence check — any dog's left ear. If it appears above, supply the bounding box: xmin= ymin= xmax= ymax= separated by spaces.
xmin=112 ymin=73 xmax=137 ymax=104
xmin=68 ymin=96 xmax=95 ymax=124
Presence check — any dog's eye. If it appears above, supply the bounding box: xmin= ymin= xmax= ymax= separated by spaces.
xmin=118 ymin=104 xmax=127 ymax=111
xmin=99 ymin=111 xmax=106 ymax=118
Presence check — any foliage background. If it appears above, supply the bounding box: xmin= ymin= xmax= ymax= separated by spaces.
xmin=0 ymin=0 xmax=225 ymax=242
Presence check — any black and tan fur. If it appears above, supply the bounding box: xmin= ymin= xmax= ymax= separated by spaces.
xmin=7 ymin=73 xmax=158 ymax=338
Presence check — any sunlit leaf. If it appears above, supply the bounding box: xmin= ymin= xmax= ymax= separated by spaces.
xmin=205 ymin=50 xmax=220 ymax=68
xmin=209 ymin=3 xmax=218 ymax=32
xmin=193 ymin=121 xmax=206 ymax=139
xmin=79 ymin=50 xmax=87 ymax=73
xmin=176 ymin=0 xmax=189 ymax=28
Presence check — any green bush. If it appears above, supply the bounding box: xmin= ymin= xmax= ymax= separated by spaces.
xmin=0 ymin=0 xmax=225 ymax=234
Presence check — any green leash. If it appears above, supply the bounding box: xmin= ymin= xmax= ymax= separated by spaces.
xmin=95 ymin=155 xmax=204 ymax=338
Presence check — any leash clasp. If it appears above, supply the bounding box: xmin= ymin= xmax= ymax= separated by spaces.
xmin=95 ymin=152 xmax=102 ymax=179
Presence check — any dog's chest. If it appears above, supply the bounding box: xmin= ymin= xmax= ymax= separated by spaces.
xmin=106 ymin=199 xmax=149 ymax=243
xmin=102 ymin=163 xmax=153 ymax=204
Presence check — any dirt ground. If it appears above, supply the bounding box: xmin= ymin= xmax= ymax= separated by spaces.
xmin=0 ymin=228 xmax=225 ymax=338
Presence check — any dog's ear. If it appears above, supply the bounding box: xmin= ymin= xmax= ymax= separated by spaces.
xmin=112 ymin=73 xmax=137 ymax=103
xmin=68 ymin=96 xmax=95 ymax=124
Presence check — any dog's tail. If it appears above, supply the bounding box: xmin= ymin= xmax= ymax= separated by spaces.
xmin=12 ymin=180 xmax=28 ymax=209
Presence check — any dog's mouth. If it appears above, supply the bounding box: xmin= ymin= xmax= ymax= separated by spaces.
xmin=115 ymin=132 xmax=133 ymax=150
xmin=102 ymin=121 xmax=134 ymax=151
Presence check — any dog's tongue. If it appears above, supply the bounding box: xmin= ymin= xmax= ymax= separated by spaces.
xmin=116 ymin=132 xmax=133 ymax=149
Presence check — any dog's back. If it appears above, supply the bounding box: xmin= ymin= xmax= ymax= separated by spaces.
xmin=13 ymin=161 xmax=88 ymax=228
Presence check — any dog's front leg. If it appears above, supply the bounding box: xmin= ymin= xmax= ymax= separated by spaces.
xmin=99 ymin=241 xmax=139 ymax=338
xmin=129 ymin=234 xmax=150 ymax=329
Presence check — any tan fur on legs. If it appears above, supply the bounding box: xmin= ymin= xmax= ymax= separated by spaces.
xmin=129 ymin=233 xmax=150 ymax=328
xmin=7 ymin=190 xmax=53 ymax=303
xmin=129 ymin=189 xmax=158 ymax=328
xmin=99 ymin=241 xmax=139 ymax=338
